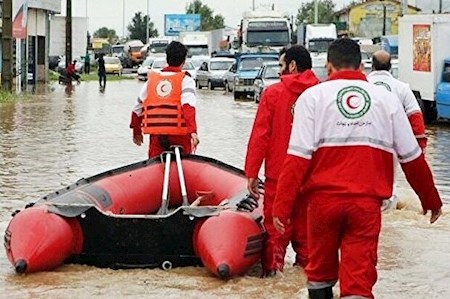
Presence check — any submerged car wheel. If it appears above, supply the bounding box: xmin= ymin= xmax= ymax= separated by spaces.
xmin=208 ymin=81 xmax=214 ymax=90
xmin=196 ymin=80 xmax=201 ymax=89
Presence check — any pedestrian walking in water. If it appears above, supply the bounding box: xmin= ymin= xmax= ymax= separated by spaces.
xmin=368 ymin=50 xmax=427 ymax=211
xmin=273 ymin=38 xmax=442 ymax=299
xmin=97 ymin=54 xmax=106 ymax=90
xmin=244 ymin=45 xmax=320 ymax=277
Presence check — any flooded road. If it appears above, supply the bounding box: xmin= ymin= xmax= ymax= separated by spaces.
xmin=0 ymin=80 xmax=449 ymax=298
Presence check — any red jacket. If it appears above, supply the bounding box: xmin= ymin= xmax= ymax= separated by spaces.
xmin=244 ymin=70 xmax=320 ymax=180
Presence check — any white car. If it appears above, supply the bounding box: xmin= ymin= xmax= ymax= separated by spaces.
xmin=253 ymin=61 xmax=280 ymax=103
xmin=57 ymin=57 xmax=84 ymax=74
xmin=137 ymin=56 xmax=156 ymax=81
xmin=196 ymin=57 xmax=236 ymax=90
xmin=145 ymin=57 xmax=197 ymax=81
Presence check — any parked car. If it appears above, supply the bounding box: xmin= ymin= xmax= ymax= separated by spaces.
xmin=137 ymin=56 xmax=156 ymax=81
xmin=183 ymin=60 xmax=197 ymax=81
xmin=150 ymin=57 xmax=168 ymax=72
xmin=223 ymin=62 xmax=237 ymax=93
xmin=104 ymin=56 xmax=123 ymax=76
xmin=56 ymin=57 xmax=84 ymax=74
xmin=142 ymin=57 xmax=196 ymax=81
xmin=253 ymin=61 xmax=280 ymax=103
xmin=49 ymin=56 xmax=61 ymax=71
xmin=232 ymin=53 xmax=279 ymax=100
xmin=196 ymin=57 xmax=235 ymax=90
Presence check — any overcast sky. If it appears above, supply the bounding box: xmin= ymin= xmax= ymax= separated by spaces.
xmin=62 ymin=0 xmax=354 ymax=37
xmin=61 ymin=0 xmax=447 ymax=37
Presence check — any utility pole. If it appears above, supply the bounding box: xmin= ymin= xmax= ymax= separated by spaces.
xmin=314 ymin=0 xmax=319 ymax=24
xmin=146 ymin=0 xmax=149 ymax=43
xmin=252 ymin=0 xmax=255 ymax=11
xmin=400 ymin=0 xmax=408 ymax=16
xmin=123 ymin=0 xmax=126 ymax=38
xmin=439 ymin=0 xmax=443 ymax=13
xmin=1 ymin=0 xmax=13 ymax=91
xmin=382 ymin=5 xmax=387 ymax=36
xmin=65 ymin=0 xmax=72 ymax=68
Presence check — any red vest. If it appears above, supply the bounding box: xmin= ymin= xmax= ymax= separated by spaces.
xmin=142 ymin=71 xmax=188 ymax=135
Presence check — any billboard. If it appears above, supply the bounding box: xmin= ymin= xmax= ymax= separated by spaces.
xmin=165 ymin=14 xmax=201 ymax=36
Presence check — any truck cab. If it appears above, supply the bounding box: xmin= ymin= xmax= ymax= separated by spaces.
xmin=436 ymin=58 xmax=450 ymax=119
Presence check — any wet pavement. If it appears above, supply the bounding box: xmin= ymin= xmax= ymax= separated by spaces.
xmin=0 ymin=80 xmax=449 ymax=298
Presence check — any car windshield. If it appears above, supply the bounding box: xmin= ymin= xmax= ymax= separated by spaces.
xmin=240 ymin=57 xmax=277 ymax=71
xmin=142 ymin=58 xmax=154 ymax=67
xmin=210 ymin=61 xmax=234 ymax=71
xmin=263 ymin=66 xmax=279 ymax=79
xmin=104 ymin=57 xmax=120 ymax=64
xmin=183 ymin=62 xmax=195 ymax=70
xmin=111 ymin=46 xmax=124 ymax=54
xmin=152 ymin=60 xmax=167 ymax=69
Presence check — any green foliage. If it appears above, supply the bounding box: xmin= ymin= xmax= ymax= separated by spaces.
xmin=296 ymin=0 xmax=337 ymax=25
xmin=93 ymin=27 xmax=118 ymax=43
xmin=127 ymin=12 xmax=158 ymax=43
xmin=0 ymin=90 xmax=29 ymax=103
xmin=186 ymin=0 xmax=225 ymax=31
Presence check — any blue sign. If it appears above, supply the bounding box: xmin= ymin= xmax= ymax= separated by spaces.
xmin=164 ymin=14 xmax=201 ymax=36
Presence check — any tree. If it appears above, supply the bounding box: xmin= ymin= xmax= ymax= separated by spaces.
xmin=296 ymin=0 xmax=336 ymax=25
xmin=127 ymin=12 xmax=158 ymax=43
xmin=93 ymin=27 xmax=118 ymax=43
xmin=186 ymin=0 xmax=225 ymax=31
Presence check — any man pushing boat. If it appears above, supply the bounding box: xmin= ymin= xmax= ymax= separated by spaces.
xmin=130 ymin=41 xmax=200 ymax=158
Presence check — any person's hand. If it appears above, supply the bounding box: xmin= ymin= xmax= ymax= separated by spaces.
xmin=273 ymin=217 xmax=290 ymax=234
xmin=247 ymin=178 xmax=260 ymax=200
xmin=236 ymin=196 xmax=258 ymax=212
xmin=191 ymin=133 xmax=199 ymax=153
xmin=423 ymin=208 xmax=442 ymax=224
xmin=133 ymin=133 xmax=143 ymax=146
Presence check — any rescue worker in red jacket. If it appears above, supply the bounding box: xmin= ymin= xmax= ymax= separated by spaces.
xmin=367 ymin=50 xmax=427 ymax=210
xmin=244 ymin=45 xmax=320 ymax=277
xmin=273 ymin=39 xmax=442 ymax=299
xmin=130 ymin=41 xmax=199 ymax=158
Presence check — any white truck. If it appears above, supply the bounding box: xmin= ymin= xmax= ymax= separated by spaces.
xmin=398 ymin=14 xmax=450 ymax=122
xmin=179 ymin=31 xmax=212 ymax=57
xmin=297 ymin=23 xmax=337 ymax=53
xmin=239 ymin=10 xmax=292 ymax=53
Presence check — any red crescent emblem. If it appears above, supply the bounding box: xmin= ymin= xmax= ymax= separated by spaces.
xmin=346 ymin=95 xmax=359 ymax=109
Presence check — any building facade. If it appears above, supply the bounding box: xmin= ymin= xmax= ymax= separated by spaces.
xmin=335 ymin=0 xmax=420 ymax=38
xmin=1 ymin=0 xmax=61 ymax=86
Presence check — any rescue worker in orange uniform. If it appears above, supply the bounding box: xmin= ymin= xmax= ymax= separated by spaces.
xmin=244 ymin=45 xmax=320 ymax=276
xmin=130 ymin=41 xmax=199 ymax=158
xmin=273 ymin=39 xmax=442 ymax=299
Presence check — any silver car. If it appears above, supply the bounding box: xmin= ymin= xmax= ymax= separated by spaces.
xmin=223 ymin=62 xmax=237 ymax=93
xmin=196 ymin=57 xmax=236 ymax=90
xmin=253 ymin=61 xmax=280 ymax=103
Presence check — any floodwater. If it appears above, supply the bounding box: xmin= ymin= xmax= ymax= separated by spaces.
xmin=0 ymin=81 xmax=449 ymax=299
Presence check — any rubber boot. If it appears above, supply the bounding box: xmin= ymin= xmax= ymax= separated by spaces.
xmin=308 ymin=287 xmax=333 ymax=299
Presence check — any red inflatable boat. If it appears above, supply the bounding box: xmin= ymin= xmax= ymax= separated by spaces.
xmin=4 ymin=151 xmax=264 ymax=279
